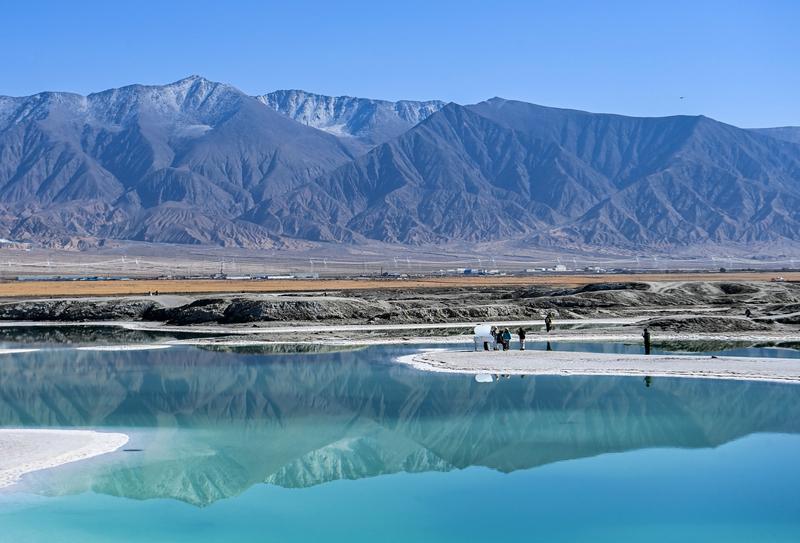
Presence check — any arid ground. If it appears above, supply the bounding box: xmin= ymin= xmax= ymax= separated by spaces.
xmin=0 ymin=277 xmax=797 ymax=350
xmin=0 ymin=272 xmax=797 ymax=298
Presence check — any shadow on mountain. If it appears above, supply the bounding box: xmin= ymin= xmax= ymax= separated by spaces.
xmin=1 ymin=345 xmax=798 ymax=506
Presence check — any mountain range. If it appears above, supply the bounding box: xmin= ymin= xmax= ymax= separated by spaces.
xmin=1 ymin=75 xmax=798 ymax=252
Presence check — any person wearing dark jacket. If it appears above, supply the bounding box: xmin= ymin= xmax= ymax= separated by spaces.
xmin=545 ymin=314 xmax=553 ymax=333
xmin=517 ymin=327 xmax=527 ymax=350
xmin=643 ymin=327 xmax=652 ymax=355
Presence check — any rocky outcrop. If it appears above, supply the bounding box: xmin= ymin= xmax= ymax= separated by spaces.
xmin=148 ymin=298 xmax=230 ymax=325
xmin=0 ymin=299 xmax=160 ymax=321
xmin=220 ymin=297 xmax=393 ymax=323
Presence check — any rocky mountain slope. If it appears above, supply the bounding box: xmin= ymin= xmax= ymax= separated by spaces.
xmin=753 ymin=126 xmax=800 ymax=145
xmin=0 ymin=76 xmax=354 ymax=248
xmin=258 ymin=89 xmax=445 ymax=154
xmin=264 ymin=99 xmax=800 ymax=247
xmin=1 ymin=77 xmax=799 ymax=252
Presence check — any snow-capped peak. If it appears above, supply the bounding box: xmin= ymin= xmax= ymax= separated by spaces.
xmin=258 ymin=89 xmax=446 ymax=146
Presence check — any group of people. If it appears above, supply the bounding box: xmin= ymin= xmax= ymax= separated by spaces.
xmin=482 ymin=316 xmax=655 ymax=356
xmin=487 ymin=313 xmax=556 ymax=351
xmin=489 ymin=327 xmax=513 ymax=350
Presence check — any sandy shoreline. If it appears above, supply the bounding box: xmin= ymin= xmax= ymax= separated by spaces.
xmin=400 ymin=350 xmax=800 ymax=384
xmin=0 ymin=429 xmax=129 ymax=489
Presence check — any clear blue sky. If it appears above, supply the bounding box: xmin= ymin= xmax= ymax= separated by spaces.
xmin=2 ymin=0 xmax=798 ymax=127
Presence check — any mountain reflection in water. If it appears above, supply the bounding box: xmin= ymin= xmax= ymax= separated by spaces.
xmin=1 ymin=345 xmax=798 ymax=506
xmin=0 ymin=324 xmax=225 ymax=347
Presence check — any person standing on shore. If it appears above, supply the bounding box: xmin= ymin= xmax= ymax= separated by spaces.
xmin=517 ymin=327 xmax=527 ymax=350
xmin=490 ymin=326 xmax=498 ymax=350
xmin=545 ymin=314 xmax=553 ymax=333
xmin=502 ymin=328 xmax=511 ymax=351
xmin=643 ymin=327 xmax=652 ymax=355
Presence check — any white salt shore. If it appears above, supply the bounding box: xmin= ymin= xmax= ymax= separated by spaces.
xmin=399 ymin=350 xmax=800 ymax=384
xmin=75 ymin=344 xmax=172 ymax=351
xmin=0 ymin=348 xmax=41 ymax=355
xmin=0 ymin=429 xmax=129 ymax=489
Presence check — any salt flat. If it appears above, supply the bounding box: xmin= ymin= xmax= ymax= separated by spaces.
xmin=0 ymin=429 xmax=129 ymax=489
xmin=401 ymin=349 xmax=800 ymax=384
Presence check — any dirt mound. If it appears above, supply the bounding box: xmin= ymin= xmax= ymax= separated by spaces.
xmin=774 ymin=315 xmax=800 ymax=325
xmin=718 ymin=283 xmax=760 ymax=295
xmin=156 ymin=299 xmax=230 ymax=325
xmin=574 ymin=282 xmax=651 ymax=294
xmin=0 ymin=299 xmax=160 ymax=322
xmin=643 ymin=316 xmax=772 ymax=333
xmin=514 ymin=282 xmax=650 ymax=299
xmin=221 ymin=297 xmax=393 ymax=324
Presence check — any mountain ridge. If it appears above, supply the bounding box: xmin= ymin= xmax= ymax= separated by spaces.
xmin=0 ymin=76 xmax=798 ymax=253
xmin=261 ymin=98 xmax=800 ymax=249
xmin=752 ymin=126 xmax=800 ymax=145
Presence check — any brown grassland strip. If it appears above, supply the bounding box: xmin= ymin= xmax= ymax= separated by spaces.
xmin=0 ymin=272 xmax=797 ymax=298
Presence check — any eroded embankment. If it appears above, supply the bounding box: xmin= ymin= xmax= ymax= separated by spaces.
xmin=0 ymin=280 xmax=797 ymax=327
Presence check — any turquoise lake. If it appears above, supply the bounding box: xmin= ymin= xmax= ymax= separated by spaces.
xmin=1 ymin=344 xmax=799 ymax=542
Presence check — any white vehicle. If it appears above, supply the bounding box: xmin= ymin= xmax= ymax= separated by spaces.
xmin=473 ymin=324 xmax=496 ymax=351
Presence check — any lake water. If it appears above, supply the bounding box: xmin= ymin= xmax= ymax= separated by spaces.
xmin=1 ymin=344 xmax=799 ymax=542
